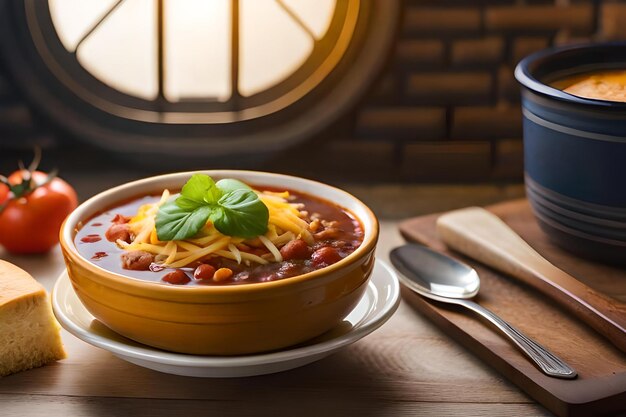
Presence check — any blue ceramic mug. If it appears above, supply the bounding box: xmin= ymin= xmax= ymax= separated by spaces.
xmin=515 ymin=42 xmax=626 ymax=264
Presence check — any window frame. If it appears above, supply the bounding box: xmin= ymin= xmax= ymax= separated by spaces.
xmin=27 ymin=0 xmax=359 ymax=124
xmin=0 ymin=0 xmax=400 ymax=159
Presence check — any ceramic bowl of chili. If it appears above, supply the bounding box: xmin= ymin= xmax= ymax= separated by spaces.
xmin=59 ymin=171 xmax=378 ymax=355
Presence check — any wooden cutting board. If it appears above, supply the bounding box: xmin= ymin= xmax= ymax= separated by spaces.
xmin=398 ymin=199 xmax=626 ymax=417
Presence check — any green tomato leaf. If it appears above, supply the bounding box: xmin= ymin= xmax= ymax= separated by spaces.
xmin=215 ymin=178 xmax=252 ymax=194
xmin=9 ymin=182 xmax=28 ymax=198
xmin=156 ymin=201 xmax=212 ymax=241
xmin=209 ymin=189 xmax=269 ymax=238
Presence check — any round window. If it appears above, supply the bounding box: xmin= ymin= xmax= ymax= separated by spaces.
xmin=0 ymin=0 xmax=399 ymax=161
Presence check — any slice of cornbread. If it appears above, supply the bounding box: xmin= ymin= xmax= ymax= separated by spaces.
xmin=0 ymin=260 xmax=66 ymax=376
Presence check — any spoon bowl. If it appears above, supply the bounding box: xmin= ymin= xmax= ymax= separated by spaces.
xmin=390 ymin=244 xmax=479 ymax=301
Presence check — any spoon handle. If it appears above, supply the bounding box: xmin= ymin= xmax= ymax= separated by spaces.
xmin=436 ymin=207 xmax=626 ymax=353
xmin=456 ymin=298 xmax=577 ymax=379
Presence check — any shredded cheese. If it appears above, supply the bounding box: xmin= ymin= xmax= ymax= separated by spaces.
xmin=259 ymin=235 xmax=282 ymax=263
xmin=164 ymin=241 xmax=177 ymax=264
xmin=228 ymin=243 xmax=242 ymax=264
xmin=176 ymin=241 xmax=202 ymax=252
xmin=120 ymin=188 xmax=317 ymax=268
xmin=272 ymin=231 xmax=295 ymax=246
xmin=215 ymin=250 xmax=269 ymax=265
xmin=167 ymin=237 xmax=231 ymax=268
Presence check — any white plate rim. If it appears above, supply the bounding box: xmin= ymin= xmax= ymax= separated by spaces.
xmin=52 ymin=260 xmax=400 ymax=370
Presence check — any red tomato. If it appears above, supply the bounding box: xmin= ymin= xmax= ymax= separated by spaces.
xmin=0 ymin=183 xmax=8 ymax=204
xmin=0 ymin=170 xmax=78 ymax=254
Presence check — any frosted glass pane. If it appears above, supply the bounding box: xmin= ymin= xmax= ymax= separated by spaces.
xmin=240 ymin=0 xmax=314 ymax=97
xmin=76 ymin=0 xmax=157 ymax=100
xmin=49 ymin=0 xmax=118 ymax=51
xmin=281 ymin=0 xmax=336 ymax=40
xmin=164 ymin=0 xmax=231 ymax=102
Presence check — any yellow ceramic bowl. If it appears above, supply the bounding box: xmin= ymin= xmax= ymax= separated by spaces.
xmin=59 ymin=171 xmax=378 ymax=355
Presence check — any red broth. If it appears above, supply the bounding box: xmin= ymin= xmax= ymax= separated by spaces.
xmin=74 ymin=188 xmax=364 ymax=286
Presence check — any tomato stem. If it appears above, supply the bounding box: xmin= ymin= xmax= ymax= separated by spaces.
xmin=0 ymin=147 xmax=48 ymax=200
xmin=28 ymin=146 xmax=42 ymax=172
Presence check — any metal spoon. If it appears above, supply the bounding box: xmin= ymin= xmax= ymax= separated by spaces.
xmin=390 ymin=243 xmax=577 ymax=379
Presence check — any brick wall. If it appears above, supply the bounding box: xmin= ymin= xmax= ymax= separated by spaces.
xmin=2 ymin=0 xmax=626 ymax=182
xmin=297 ymin=0 xmax=626 ymax=183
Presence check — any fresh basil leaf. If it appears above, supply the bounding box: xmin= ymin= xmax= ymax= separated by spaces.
xmin=156 ymin=174 xmax=269 ymax=240
xmin=209 ymin=189 xmax=269 ymax=238
xmin=182 ymin=173 xmax=215 ymax=201
xmin=175 ymin=195 xmax=204 ymax=211
xmin=176 ymin=174 xmax=220 ymax=210
xmin=203 ymin=180 xmax=222 ymax=203
xmin=156 ymin=201 xmax=212 ymax=241
xmin=216 ymin=178 xmax=252 ymax=194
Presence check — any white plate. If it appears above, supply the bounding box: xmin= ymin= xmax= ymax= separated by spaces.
xmin=52 ymin=260 xmax=400 ymax=378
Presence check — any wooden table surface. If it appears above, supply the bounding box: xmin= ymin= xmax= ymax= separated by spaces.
xmin=0 ymin=179 xmax=554 ymax=417
xmin=0 ymin=222 xmax=552 ymax=417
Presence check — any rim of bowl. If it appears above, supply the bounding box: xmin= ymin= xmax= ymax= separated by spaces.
xmin=514 ymin=41 xmax=626 ymax=109
xmin=60 ymin=170 xmax=379 ymax=296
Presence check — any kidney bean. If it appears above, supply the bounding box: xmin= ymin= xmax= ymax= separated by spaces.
xmin=105 ymin=223 xmax=131 ymax=243
xmin=111 ymin=214 xmax=131 ymax=224
xmin=162 ymin=269 xmax=190 ymax=285
xmin=194 ymin=264 xmax=216 ymax=280
xmin=311 ymin=246 xmax=342 ymax=268
xmin=279 ymin=239 xmax=311 ymax=260
xmin=121 ymin=250 xmax=154 ymax=270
